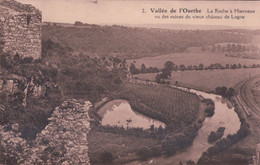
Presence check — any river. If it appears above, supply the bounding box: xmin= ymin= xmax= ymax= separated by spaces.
xmin=126 ymin=85 xmax=241 ymax=165
xmin=98 ymin=84 xmax=241 ymax=164
xmin=98 ymin=99 xmax=166 ymax=130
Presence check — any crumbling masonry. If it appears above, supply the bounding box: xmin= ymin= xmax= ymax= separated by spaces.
xmin=0 ymin=0 xmax=41 ymax=59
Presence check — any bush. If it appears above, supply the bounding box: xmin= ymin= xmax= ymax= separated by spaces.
xmin=100 ymin=151 xmax=114 ymax=164
xmin=204 ymin=105 xmax=215 ymax=117
xmin=137 ymin=147 xmax=152 ymax=161
xmin=151 ymin=146 xmax=162 ymax=157
xmin=161 ymin=134 xmax=177 ymax=155
xmin=208 ymin=127 xmax=225 ymax=143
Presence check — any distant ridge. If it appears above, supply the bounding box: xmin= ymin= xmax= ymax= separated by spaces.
xmin=121 ymin=24 xmax=260 ymax=30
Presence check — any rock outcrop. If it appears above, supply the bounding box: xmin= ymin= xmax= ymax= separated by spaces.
xmin=0 ymin=99 xmax=92 ymax=165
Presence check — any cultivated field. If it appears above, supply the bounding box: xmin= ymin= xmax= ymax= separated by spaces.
xmin=117 ymin=83 xmax=200 ymax=126
xmin=134 ymin=68 xmax=260 ymax=92
xmin=127 ymin=52 xmax=260 ymax=69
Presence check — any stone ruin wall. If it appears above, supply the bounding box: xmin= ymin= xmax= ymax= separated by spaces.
xmin=0 ymin=100 xmax=91 ymax=165
xmin=0 ymin=0 xmax=42 ymax=59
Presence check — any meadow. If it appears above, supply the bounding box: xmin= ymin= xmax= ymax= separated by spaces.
xmin=127 ymin=52 xmax=260 ymax=69
xmin=134 ymin=68 xmax=260 ymax=92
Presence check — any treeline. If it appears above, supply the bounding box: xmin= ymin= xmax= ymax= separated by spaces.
xmin=215 ymin=86 xmax=235 ymax=100
xmin=202 ymin=43 xmax=259 ymax=53
xmin=129 ymin=62 xmax=260 ymax=75
xmin=202 ymin=99 xmax=215 ymax=117
xmin=42 ymin=24 xmax=252 ymax=59
xmin=92 ymin=124 xmax=166 ymax=140
xmin=130 ymin=63 xmax=159 ymax=74
xmin=202 ymin=43 xmax=260 ymax=60
xmin=161 ymin=125 xmax=200 ymax=156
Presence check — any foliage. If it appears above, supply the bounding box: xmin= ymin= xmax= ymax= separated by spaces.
xmin=130 ymin=63 xmax=159 ymax=75
xmin=215 ymin=86 xmax=235 ymax=100
xmin=161 ymin=125 xmax=199 ymax=155
xmin=42 ymin=39 xmax=127 ymax=103
xmin=208 ymin=127 xmax=225 ymax=143
xmin=164 ymin=61 xmax=175 ymax=71
xmin=130 ymin=63 xmax=139 ymax=74
xmin=198 ymin=104 xmax=250 ymax=165
xmin=0 ymin=53 xmax=62 ymax=140
xmin=42 ymin=24 xmax=252 ymax=59
xmin=74 ymin=21 xmax=84 ymax=26
xmin=204 ymin=106 xmax=215 ymax=117
xmin=136 ymin=147 xmax=152 ymax=161
xmin=150 ymin=146 xmax=162 ymax=157
xmin=140 ymin=64 xmax=146 ymax=74
xmin=100 ymin=151 xmax=114 ymax=164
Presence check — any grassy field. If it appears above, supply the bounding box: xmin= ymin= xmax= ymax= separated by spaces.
xmin=134 ymin=68 xmax=260 ymax=92
xmin=117 ymin=83 xmax=200 ymax=126
xmin=127 ymin=52 xmax=260 ymax=69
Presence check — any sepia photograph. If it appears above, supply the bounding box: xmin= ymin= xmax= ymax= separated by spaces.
xmin=0 ymin=0 xmax=260 ymax=165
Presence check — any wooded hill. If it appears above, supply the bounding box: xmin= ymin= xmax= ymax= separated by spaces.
xmin=42 ymin=24 xmax=252 ymax=59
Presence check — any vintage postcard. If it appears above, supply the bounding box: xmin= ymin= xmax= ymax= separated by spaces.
xmin=0 ymin=0 xmax=260 ymax=165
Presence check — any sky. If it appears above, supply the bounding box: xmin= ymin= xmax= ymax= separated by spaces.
xmin=17 ymin=0 xmax=260 ymax=29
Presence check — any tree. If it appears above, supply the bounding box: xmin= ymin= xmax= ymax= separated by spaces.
xmin=130 ymin=63 xmax=139 ymax=74
xmin=140 ymin=63 xmax=146 ymax=74
xmin=164 ymin=61 xmax=175 ymax=71
xmin=155 ymin=74 xmax=161 ymax=83
xmin=215 ymin=86 xmax=227 ymax=96
xmin=231 ymin=64 xmax=237 ymax=69
xmin=187 ymin=65 xmax=192 ymax=70
xmin=199 ymin=64 xmax=204 ymax=70
xmin=225 ymin=64 xmax=230 ymax=69
xmin=192 ymin=65 xmax=198 ymax=70
xmin=74 ymin=21 xmax=84 ymax=26
xmin=179 ymin=64 xmax=186 ymax=71
xmin=160 ymin=68 xmax=171 ymax=79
